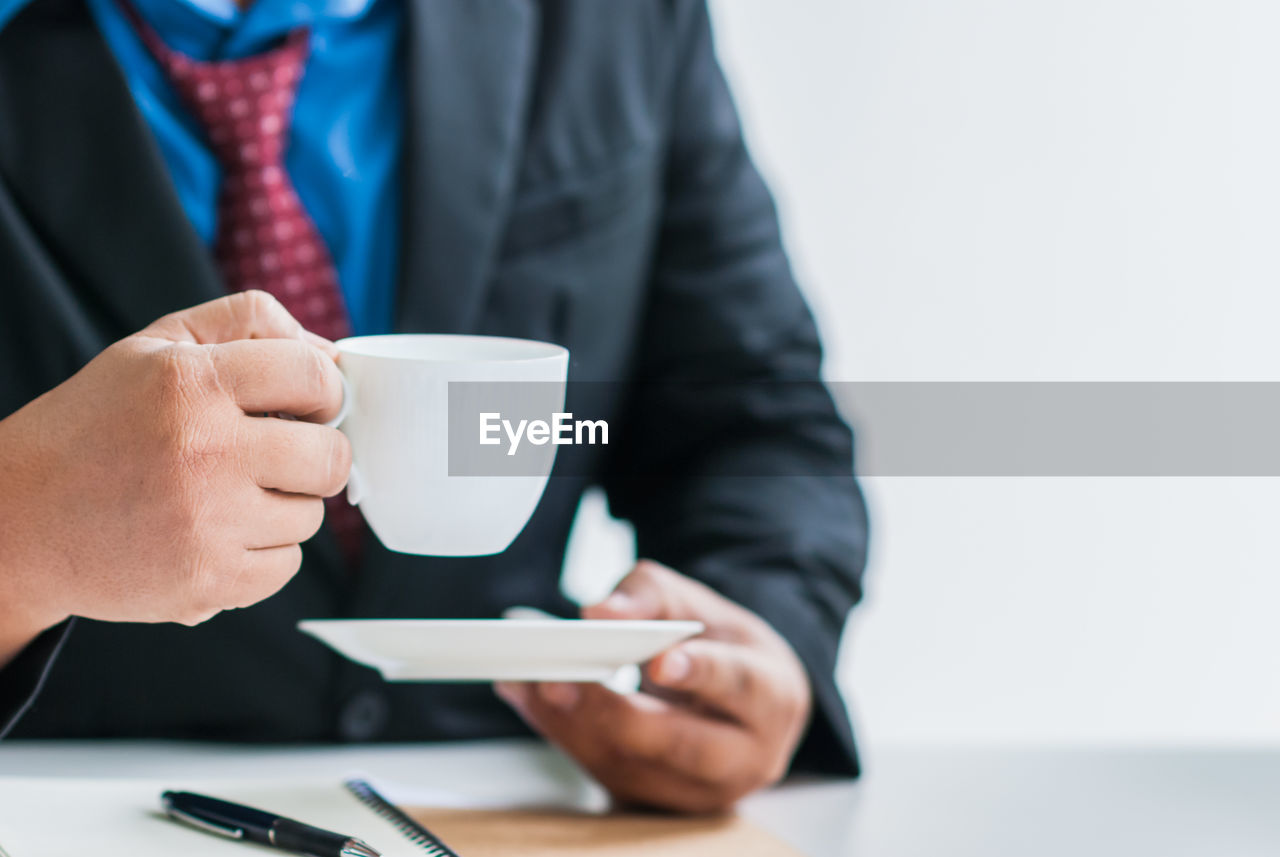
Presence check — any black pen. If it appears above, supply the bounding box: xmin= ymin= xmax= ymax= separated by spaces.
xmin=162 ymin=790 xmax=381 ymax=857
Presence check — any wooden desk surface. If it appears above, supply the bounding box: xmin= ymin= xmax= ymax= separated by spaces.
xmin=413 ymin=807 xmax=802 ymax=857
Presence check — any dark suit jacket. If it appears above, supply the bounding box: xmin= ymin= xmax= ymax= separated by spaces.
xmin=0 ymin=0 xmax=868 ymax=774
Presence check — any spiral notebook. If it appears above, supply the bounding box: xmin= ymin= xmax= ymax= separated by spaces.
xmin=0 ymin=777 xmax=460 ymax=857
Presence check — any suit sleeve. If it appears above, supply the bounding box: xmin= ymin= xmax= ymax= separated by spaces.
xmin=0 ymin=619 xmax=72 ymax=739
xmin=601 ymin=1 xmax=869 ymax=775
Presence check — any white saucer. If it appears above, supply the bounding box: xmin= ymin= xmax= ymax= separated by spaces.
xmin=297 ymin=618 xmax=703 ymax=682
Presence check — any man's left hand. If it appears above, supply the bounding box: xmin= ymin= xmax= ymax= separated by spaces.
xmin=495 ymin=560 xmax=812 ymax=814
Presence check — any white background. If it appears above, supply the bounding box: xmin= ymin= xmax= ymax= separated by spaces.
xmin=563 ymin=0 xmax=1280 ymax=747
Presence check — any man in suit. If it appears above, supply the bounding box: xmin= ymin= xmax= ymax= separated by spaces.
xmin=0 ymin=0 xmax=867 ymax=812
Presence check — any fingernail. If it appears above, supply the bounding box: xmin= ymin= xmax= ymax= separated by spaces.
xmin=602 ymin=592 xmax=633 ymax=613
xmin=494 ymin=682 xmax=528 ymax=707
xmin=537 ymin=682 xmax=580 ymax=711
xmin=656 ymin=650 xmax=691 ymax=685
xmin=583 ymin=593 xmax=628 ymax=619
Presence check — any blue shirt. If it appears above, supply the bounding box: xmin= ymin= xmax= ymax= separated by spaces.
xmin=0 ymin=0 xmax=402 ymax=336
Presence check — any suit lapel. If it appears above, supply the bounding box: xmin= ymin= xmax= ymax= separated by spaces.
xmin=0 ymin=0 xmax=223 ymax=336
xmin=0 ymin=0 xmax=541 ymax=339
xmin=395 ymin=0 xmax=540 ymax=335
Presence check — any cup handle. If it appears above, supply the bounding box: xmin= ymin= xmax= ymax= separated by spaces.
xmin=324 ymin=373 xmax=366 ymax=506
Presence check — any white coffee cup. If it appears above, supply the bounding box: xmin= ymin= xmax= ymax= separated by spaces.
xmin=329 ymin=334 xmax=569 ymax=556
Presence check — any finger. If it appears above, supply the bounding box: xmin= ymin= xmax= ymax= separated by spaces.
xmin=176 ymin=542 xmax=306 ymax=625
xmin=582 ymin=561 xmax=758 ymax=641
xmin=301 ymin=329 xmax=341 ymax=360
xmin=143 ymin=291 xmax=306 ymax=345
xmin=241 ymin=491 xmax=326 ymax=550
xmin=244 ymin=418 xmax=351 ymax=497
xmin=495 ymin=682 xmax=747 ymax=813
xmin=212 ymin=338 xmax=345 ymax=422
xmin=494 ymin=680 xmax=754 ymax=787
xmin=581 ymin=561 xmax=672 ymax=620
xmin=602 ymin=758 xmax=748 ymax=815
xmin=227 ymin=544 xmax=305 ymax=609
xmin=645 ymin=639 xmax=772 ymax=726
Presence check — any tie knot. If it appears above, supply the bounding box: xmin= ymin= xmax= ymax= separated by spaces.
xmin=154 ymin=33 xmax=310 ymax=171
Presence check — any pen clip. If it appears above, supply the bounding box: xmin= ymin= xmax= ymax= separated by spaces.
xmin=164 ymin=804 xmax=246 ymax=841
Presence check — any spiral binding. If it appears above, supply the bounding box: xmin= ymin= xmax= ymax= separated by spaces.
xmin=343 ymin=778 xmax=462 ymax=857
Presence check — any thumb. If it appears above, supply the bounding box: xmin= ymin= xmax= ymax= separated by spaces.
xmin=582 ymin=560 xmax=684 ymax=621
xmin=139 ymin=291 xmax=338 ymax=357
xmin=583 ymin=561 xmax=761 ymax=643
xmin=583 ymin=560 xmax=721 ymax=621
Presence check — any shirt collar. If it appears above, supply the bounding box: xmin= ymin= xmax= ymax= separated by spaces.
xmin=130 ymin=0 xmax=378 ymax=60
xmin=0 ymin=0 xmax=26 ymax=32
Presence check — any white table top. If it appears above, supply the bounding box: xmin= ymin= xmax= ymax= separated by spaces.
xmin=0 ymin=739 xmax=1275 ymax=856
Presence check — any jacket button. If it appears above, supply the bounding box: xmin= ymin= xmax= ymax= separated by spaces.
xmin=339 ymin=690 xmax=388 ymax=742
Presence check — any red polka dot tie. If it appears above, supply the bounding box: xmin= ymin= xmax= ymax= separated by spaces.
xmin=125 ymin=10 xmax=367 ymax=569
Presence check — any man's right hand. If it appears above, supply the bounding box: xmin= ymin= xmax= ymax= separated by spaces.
xmin=0 ymin=291 xmax=350 ymax=665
